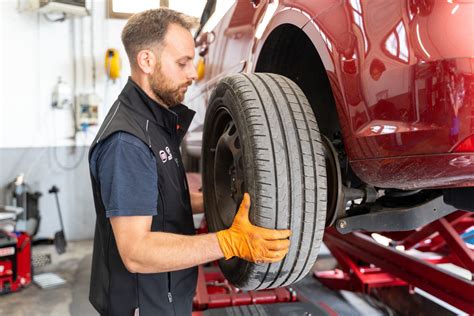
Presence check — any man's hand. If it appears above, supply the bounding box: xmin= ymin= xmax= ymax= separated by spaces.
xmin=216 ymin=193 xmax=291 ymax=263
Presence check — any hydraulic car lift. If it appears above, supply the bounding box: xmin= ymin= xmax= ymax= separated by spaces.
xmin=192 ymin=265 xmax=297 ymax=309
xmin=315 ymin=211 xmax=474 ymax=314
xmin=191 ymin=212 xmax=473 ymax=314
xmin=187 ymin=173 xmax=473 ymax=314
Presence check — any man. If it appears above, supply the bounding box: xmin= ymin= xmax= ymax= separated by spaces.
xmin=88 ymin=8 xmax=291 ymax=316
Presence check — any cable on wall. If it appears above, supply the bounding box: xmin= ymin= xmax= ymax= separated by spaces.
xmin=50 ymin=18 xmax=85 ymax=171
xmin=70 ymin=18 xmax=78 ymax=133
xmin=52 ymin=141 xmax=87 ymax=171
xmin=90 ymin=0 xmax=97 ymax=93
xmin=80 ymin=18 xmax=86 ymax=89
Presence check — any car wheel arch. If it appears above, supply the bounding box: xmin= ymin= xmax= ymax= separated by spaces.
xmin=254 ymin=23 xmax=345 ymax=153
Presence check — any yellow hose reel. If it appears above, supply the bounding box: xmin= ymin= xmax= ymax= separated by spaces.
xmin=196 ymin=57 xmax=205 ymax=81
xmin=105 ymin=48 xmax=121 ymax=81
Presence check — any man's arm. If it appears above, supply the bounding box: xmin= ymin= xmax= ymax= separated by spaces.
xmin=111 ymin=194 xmax=291 ymax=274
xmin=190 ymin=191 xmax=204 ymax=214
xmin=111 ymin=215 xmax=223 ymax=273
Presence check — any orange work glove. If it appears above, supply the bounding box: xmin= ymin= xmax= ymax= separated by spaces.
xmin=216 ymin=193 xmax=291 ymax=263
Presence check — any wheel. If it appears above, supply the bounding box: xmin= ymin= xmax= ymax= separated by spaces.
xmin=202 ymin=73 xmax=327 ymax=290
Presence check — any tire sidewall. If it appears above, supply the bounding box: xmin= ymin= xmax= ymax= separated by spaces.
xmin=202 ymin=76 xmax=257 ymax=287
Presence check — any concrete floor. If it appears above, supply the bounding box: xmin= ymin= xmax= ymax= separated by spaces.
xmin=0 ymin=240 xmax=97 ymax=316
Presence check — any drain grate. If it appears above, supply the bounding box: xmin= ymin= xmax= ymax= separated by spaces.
xmin=32 ymin=253 xmax=52 ymax=268
xmin=33 ymin=273 xmax=66 ymax=289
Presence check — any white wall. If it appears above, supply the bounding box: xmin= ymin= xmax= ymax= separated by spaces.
xmin=0 ymin=0 xmax=207 ymax=240
xmin=0 ymin=0 xmax=130 ymax=149
xmin=0 ymin=0 xmax=131 ymax=240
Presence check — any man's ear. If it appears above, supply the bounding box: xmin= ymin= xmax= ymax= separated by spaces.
xmin=136 ymin=49 xmax=156 ymax=74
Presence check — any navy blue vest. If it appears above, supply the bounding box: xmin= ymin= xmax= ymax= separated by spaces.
xmin=89 ymin=78 xmax=197 ymax=315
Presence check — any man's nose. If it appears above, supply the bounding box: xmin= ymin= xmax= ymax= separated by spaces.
xmin=188 ymin=63 xmax=198 ymax=81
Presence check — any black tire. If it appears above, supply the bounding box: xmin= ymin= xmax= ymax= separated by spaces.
xmin=202 ymin=73 xmax=327 ymax=290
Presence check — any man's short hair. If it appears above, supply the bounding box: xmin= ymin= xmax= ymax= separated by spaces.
xmin=121 ymin=8 xmax=198 ymax=69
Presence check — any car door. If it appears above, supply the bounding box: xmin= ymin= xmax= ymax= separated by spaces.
xmin=185 ymin=0 xmax=267 ymax=156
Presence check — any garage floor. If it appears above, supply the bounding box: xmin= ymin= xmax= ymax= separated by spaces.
xmin=0 ymin=241 xmax=96 ymax=316
xmin=0 ymin=241 xmax=388 ymax=316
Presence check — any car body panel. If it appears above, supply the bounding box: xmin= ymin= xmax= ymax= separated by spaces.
xmin=186 ymin=0 xmax=474 ymax=189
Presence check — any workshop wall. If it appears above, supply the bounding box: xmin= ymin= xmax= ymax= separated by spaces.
xmin=0 ymin=147 xmax=92 ymax=240
xmin=0 ymin=0 xmax=131 ymax=240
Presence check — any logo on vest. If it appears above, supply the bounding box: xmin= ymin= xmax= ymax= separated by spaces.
xmin=165 ymin=147 xmax=173 ymax=160
xmin=159 ymin=150 xmax=167 ymax=163
xmin=159 ymin=147 xmax=173 ymax=163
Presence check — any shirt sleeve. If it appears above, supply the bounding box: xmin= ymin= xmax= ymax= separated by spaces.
xmin=92 ymin=132 xmax=158 ymax=218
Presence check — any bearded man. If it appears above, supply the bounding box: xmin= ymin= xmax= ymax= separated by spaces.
xmin=88 ymin=8 xmax=291 ymax=316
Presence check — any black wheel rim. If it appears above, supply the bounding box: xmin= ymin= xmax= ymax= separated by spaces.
xmin=204 ymin=102 xmax=251 ymax=287
xmin=212 ymin=108 xmax=245 ymax=228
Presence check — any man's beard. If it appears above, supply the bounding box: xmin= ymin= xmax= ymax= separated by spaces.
xmin=149 ymin=63 xmax=191 ymax=107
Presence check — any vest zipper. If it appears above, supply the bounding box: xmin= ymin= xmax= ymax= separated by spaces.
xmin=135 ymin=274 xmax=140 ymax=311
xmin=171 ymin=146 xmax=191 ymax=205
xmin=159 ymin=193 xmax=174 ymax=308
xmin=168 ymin=272 xmax=176 ymax=315
xmin=167 ymin=272 xmax=173 ymax=303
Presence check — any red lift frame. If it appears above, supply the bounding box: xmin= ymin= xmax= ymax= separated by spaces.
xmin=315 ymin=211 xmax=474 ymax=314
xmin=193 ymin=217 xmax=298 ymax=313
xmin=192 ymin=265 xmax=297 ymax=311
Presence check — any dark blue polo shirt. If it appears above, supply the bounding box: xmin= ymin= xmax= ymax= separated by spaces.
xmin=90 ymin=131 xmax=158 ymax=217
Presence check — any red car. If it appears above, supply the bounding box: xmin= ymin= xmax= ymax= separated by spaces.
xmin=184 ymin=0 xmax=474 ymax=290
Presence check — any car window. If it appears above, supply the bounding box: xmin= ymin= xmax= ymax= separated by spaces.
xmin=200 ymin=0 xmax=236 ymax=34
xmin=199 ymin=0 xmax=216 ymax=27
